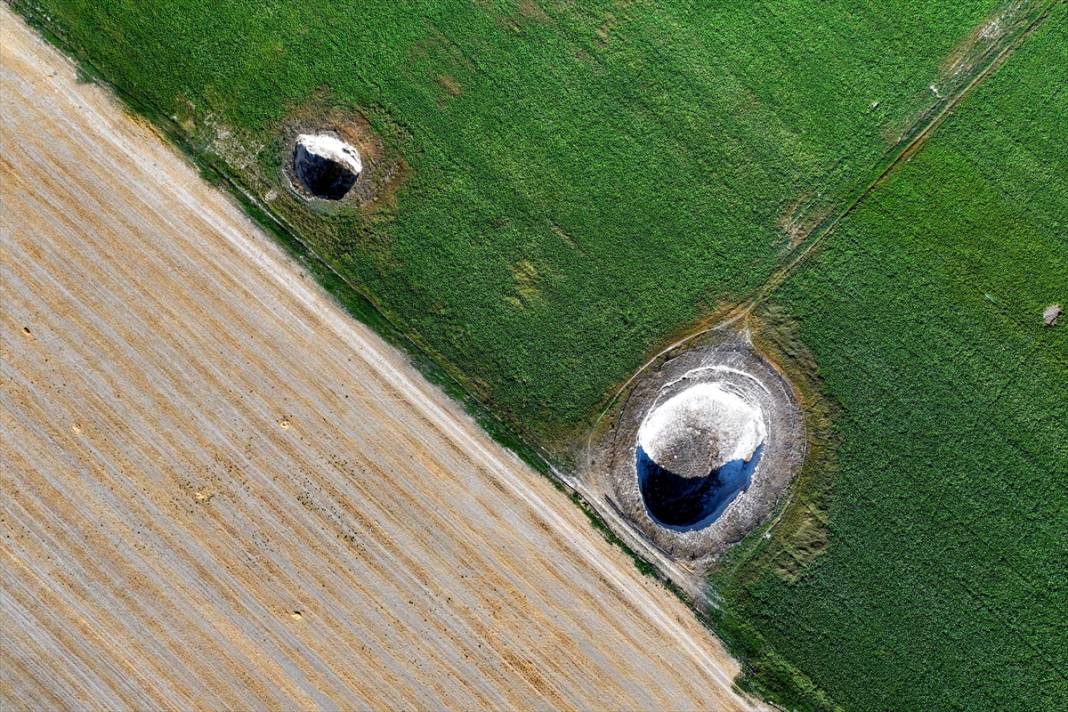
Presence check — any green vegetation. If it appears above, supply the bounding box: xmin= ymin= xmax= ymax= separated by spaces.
xmin=12 ymin=0 xmax=1067 ymax=709
xmin=14 ymin=0 xmax=1004 ymax=444
xmin=717 ymin=10 xmax=1067 ymax=709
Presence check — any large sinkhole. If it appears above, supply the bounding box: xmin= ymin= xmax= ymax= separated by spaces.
xmin=636 ymin=383 xmax=766 ymax=529
xmin=292 ymin=134 xmax=362 ymax=200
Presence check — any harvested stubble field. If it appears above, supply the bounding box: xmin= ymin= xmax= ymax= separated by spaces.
xmin=0 ymin=14 xmax=755 ymax=711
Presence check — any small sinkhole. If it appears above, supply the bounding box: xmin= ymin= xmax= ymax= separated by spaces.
xmin=292 ymin=133 xmax=362 ymax=200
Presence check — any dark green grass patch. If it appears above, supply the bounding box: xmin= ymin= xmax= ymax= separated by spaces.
xmin=717 ymin=11 xmax=1067 ymax=709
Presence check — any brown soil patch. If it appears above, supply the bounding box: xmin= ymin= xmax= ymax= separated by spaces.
xmin=778 ymin=192 xmax=833 ymax=249
xmin=583 ymin=326 xmax=805 ymax=568
xmin=437 ymin=74 xmax=463 ymax=97
xmin=744 ymin=305 xmax=838 ymax=582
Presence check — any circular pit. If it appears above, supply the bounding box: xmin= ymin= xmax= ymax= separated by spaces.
xmin=598 ymin=330 xmax=805 ymax=563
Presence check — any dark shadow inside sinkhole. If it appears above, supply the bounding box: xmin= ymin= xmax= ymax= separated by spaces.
xmin=636 ymin=443 xmax=763 ymax=530
xmin=292 ymin=143 xmax=359 ymax=200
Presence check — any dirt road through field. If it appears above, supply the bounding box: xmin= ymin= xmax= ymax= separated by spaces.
xmin=0 ymin=10 xmax=753 ymax=711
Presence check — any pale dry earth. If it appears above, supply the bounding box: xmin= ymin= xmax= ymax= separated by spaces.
xmin=0 ymin=10 xmax=756 ymax=712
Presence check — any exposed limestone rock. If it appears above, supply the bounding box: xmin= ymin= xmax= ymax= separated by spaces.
xmin=292 ymin=134 xmax=362 ymax=200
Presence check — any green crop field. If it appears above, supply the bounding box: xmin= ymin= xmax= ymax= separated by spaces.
xmin=717 ymin=9 xmax=1067 ymax=710
xmin=12 ymin=0 xmax=1066 ymax=709
xmin=14 ymin=0 xmax=1011 ymax=444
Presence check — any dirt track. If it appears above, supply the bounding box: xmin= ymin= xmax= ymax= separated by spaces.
xmin=0 ymin=11 xmax=753 ymax=711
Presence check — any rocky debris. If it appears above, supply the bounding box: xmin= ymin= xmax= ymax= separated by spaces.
xmin=1043 ymin=304 xmax=1061 ymax=327
xmin=639 ymin=383 xmax=765 ymax=478
xmin=292 ymin=134 xmax=362 ymax=200
xmin=636 ymin=383 xmax=767 ymax=528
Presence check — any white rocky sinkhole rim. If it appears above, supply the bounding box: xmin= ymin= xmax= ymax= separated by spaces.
xmin=637 ymin=382 xmax=766 ymax=478
xmin=296 ymin=133 xmax=363 ymax=176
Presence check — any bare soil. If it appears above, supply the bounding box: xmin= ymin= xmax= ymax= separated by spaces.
xmin=276 ymin=98 xmax=408 ymax=211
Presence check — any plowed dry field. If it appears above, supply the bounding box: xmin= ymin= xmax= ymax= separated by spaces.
xmin=0 ymin=12 xmax=753 ymax=711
